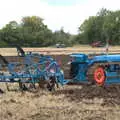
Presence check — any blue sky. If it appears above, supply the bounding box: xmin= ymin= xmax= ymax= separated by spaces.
xmin=42 ymin=0 xmax=85 ymax=6
xmin=0 ymin=0 xmax=120 ymax=34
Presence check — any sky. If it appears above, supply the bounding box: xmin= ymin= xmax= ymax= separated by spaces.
xmin=0 ymin=0 xmax=120 ymax=34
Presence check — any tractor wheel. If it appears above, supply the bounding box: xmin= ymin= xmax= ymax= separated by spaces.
xmin=93 ymin=67 xmax=106 ymax=86
xmin=87 ymin=64 xmax=106 ymax=86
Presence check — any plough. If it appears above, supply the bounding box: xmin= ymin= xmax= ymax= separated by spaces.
xmin=0 ymin=47 xmax=68 ymax=91
xmin=1 ymin=46 xmax=120 ymax=92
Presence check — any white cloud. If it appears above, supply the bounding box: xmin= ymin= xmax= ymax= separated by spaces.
xmin=0 ymin=0 xmax=120 ymax=34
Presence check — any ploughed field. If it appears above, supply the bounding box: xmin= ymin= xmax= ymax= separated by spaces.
xmin=0 ymin=46 xmax=120 ymax=120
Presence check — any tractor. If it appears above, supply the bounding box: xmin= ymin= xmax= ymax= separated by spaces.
xmin=69 ymin=53 xmax=120 ymax=85
xmin=1 ymin=45 xmax=120 ymax=93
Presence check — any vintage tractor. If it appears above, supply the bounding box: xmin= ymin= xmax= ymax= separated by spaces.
xmin=1 ymin=45 xmax=120 ymax=93
xmin=69 ymin=53 xmax=120 ymax=85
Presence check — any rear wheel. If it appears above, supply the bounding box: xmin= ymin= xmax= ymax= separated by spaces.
xmin=87 ymin=64 xmax=106 ymax=86
xmin=94 ymin=67 xmax=106 ymax=85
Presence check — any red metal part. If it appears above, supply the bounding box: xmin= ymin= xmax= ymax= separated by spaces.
xmin=91 ymin=41 xmax=103 ymax=47
xmin=94 ymin=67 xmax=106 ymax=85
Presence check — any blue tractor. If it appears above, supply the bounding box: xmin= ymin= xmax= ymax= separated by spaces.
xmin=69 ymin=53 xmax=120 ymax=85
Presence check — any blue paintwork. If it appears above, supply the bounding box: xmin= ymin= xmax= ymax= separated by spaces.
xmin=70 ymin=53 xmax=88 ymax=63
xmin=89 ymin=54 xmax=120 ymax=65
xmin=1 ymin=51 xmax=120 ymax=87
xmin=0 ymin=53 xmax=68 ymax=86
xmin=70 ymin=53 xmax=120 ymax=84
xmin=72 ymin=63 xmax=88 ymax=82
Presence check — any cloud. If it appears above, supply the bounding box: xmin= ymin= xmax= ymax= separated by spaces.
xmin=0 ymin=0 xmax=120 ymax=34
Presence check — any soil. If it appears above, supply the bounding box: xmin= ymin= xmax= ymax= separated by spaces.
xmin=0 ymin=84 xmax=120 ymax=120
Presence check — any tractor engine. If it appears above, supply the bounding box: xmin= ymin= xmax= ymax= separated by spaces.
xmin=70 ymin=54 xmax=88 ymax=82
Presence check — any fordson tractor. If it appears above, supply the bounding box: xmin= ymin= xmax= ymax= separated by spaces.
xmin=69 ymin=53 xmax=120 ymax=85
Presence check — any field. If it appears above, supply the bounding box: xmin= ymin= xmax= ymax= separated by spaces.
xmin=0 ymin=45 xmax=120 ymax=56
xmin=0 ymin=46 xmax=120 ymax=120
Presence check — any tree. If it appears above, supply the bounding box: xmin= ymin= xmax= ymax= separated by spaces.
xmin=53 ymin=28 xmax=72 ymax=46
xmin=20 ymin=16 xmax=53 ymax=47
xmin=0 ymin=21 xmax=21 ymax=46
xmin=21 ymin=16 xmax=45 ymax=32
xmin=77 ymin=8 xmax=120 ymax=45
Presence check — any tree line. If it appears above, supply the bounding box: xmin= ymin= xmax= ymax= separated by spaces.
xmin=78 ymin=8 xmax=120 ymax=45
xmin=0 ymin=8 xmax=120 ymax=47
xmin=0 ymin=16 xmax=74 ymax=47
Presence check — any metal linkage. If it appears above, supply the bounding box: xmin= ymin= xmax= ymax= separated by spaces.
xmin=0 ymin=50 xmax=68 ymax=92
